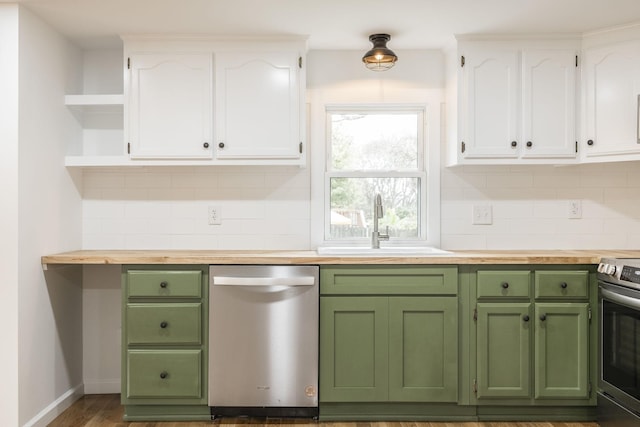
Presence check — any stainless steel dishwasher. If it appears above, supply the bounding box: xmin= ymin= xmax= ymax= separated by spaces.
xmin=208 ymin=265 xmax=319 ymax=418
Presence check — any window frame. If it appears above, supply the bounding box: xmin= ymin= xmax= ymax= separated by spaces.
xmin=323 ymin=105 xmax=428 ymax=245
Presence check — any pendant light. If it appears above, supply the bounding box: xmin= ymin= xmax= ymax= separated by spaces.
xmin=362 ymin=33 xmax=398 ymax=71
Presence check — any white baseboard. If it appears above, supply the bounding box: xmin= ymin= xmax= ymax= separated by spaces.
xmin=23 ymin=384 xmax=84 ymax=427
xmin=83 ymin=379 xmax=120 ymax=394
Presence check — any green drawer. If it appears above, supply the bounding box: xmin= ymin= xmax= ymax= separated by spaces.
xmin=127 ymin=270 xmax=202 ymax=299
xmin=535 ymin=271 xmax=589 ymax=299
xmin=126 ymin=303 xmax=202 ymax=345
xmin=126 ymin=350 xmax=202 ymax=399
xmin=320 ymin=266 xmax=458 ymax=295
xmin=477 ymin=271 xmax=531 ymax=299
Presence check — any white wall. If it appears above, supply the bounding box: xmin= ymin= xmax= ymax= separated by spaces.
xmin=17 ymin=6 xmax=84 ymax=426
xmin=0 ymin=5 xmax=21 ymax=426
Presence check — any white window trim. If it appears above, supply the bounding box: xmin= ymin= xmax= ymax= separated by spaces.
xmin=312 ymin=103 xmax=441 ymax=249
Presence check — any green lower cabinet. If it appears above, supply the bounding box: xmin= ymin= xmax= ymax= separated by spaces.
xmin=320 ymin=295 xmax=458 ymax=404
xmin=320 ymin=296 xmax=389 ymax=401
xmin=472 ymin=267 xmax=595 ymax=410
xmin=388 ymin=297 xmax=458 ymax=402
xmin=534 ymin=303 xmax=590 ymax=399
xmin=476 ymin=303 xmax=532 ymax=399
xmin=121 ymin=266 xmax=209 ymax=421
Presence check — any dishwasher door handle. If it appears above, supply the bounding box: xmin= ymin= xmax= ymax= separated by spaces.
xmin=212 ymin=276 xmax=316 ymax=287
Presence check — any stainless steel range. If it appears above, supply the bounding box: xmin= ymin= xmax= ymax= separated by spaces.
xmin=597 ymin=258 xmax=640 ymax=426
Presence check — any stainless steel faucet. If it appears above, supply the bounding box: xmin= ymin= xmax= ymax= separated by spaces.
xmin=372 ymin=194 xmax=390 ymax=249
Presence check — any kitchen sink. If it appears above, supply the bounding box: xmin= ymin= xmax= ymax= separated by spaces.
xmin=316 ymin=246 xmax=452 ymax=256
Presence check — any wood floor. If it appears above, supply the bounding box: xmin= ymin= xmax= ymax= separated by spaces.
xmin=47 ymin=394 xmax=600 ymax=427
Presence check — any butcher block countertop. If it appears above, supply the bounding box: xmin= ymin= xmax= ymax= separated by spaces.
xmin=41 ymin=249 xmax=640 ymax=266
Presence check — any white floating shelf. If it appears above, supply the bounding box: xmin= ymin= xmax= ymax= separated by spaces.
xmin=64 ymin=94 xmax=124 ymax=106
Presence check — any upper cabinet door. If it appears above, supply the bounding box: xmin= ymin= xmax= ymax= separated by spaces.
xmin=521 ymin=50 xmax=577 ymax=158
xmin=460 ymin=49 xmax=519 ymax=159
xmin=127 ymin=53 xmax=213 ymax=159
xmin=583 ymin=42 xmax=640 ymax=158
xmin=215 ymin=51 xmax=302 ymax=160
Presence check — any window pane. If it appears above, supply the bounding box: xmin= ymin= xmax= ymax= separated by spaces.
xmin=330 ymin=177 xmax=419 ymax=239
xmin=330 ymin=113 xmax=418 ymax=170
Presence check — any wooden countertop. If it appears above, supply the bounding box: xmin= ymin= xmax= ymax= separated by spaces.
xmin=40 ymin=249 xmax=640 ymax=266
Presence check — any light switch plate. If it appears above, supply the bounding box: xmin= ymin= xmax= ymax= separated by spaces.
xmin=472 ymin=205 xmax=493 ymax=225
xmin=208 ymin=206 xmax=222 ymax=225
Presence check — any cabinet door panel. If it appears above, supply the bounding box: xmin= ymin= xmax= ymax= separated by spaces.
xmin=521 ymin=50 xmax=576 ymax=158
xmin=319 ymin=297 xmax=388 ymax=402
xmin=461 ymin=50 xmax=519 ymax=158
xmin=477 ymin=303 xmax=532 ymax=399
xmin=535 ymin=303 xmax=589 ymax=399
xmin=388 ymin=297 xmax=457 ymax=402
xmin=128 ymin=53 xmax=213 ymax=159
xmin=584 ymin=42 xmax=640 ymax=157
xmin=215 ymin=52 xmax=301 ymax=159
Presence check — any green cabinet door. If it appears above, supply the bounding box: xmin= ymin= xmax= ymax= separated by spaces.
xmin=388 ymin=297 xmax=458 ymax=402
xmin=476 ymin=302 xmax=532 ymax=399
xmin=320 ymin=296 xmax=389 ymax=402
xmin=534 ymin=302 xmax=590 ymax=399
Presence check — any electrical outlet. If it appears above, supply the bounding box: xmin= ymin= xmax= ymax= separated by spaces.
xmin=568 ymin=200 xmax=582 ymax=219
xmin=472 ymin=205 xmax=493 ymax=225
xmin=208 ymin=206 xmax=222 ymax=225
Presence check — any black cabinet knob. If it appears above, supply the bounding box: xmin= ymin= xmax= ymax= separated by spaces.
xmin=526 ymin=141 xmax=532 ymax=147
xmin=160 ymin=321 xmax=168 ymax=329
xmin=203 ymin=142 xmax=209 ymax=148
xmin=160 ymin=281 xmax=168 ymax=288
xmin=218 ymin=142 xmax=225 ymax=148
xmin=523 ymin=315 xmax=530 ymax=322
xmin=560 ymin=282 xmax=568 ymax=289
xmin=587 ymin=139 xmax=594 ymax=146
xmin=501 ymin=282 xmax=509 ymax=289
xmin=511 ymin=141 xmax=517 ymax=147
xmin=160 ymin=371 xmax=168 ymax=379
xmin=540 ymin=314 xmax=547 ymax=321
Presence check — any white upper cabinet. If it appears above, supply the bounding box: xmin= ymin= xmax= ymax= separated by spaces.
xmin=582 ymin=40 xmax=640 ymax=161
xmin=451 ymin=38 xmax=579 ymax=165
xmin=521 ymin=50 xmax=576 ymax=158
xmin=127 ymin=53 xmax=213 ymax=159
xmin=215 ymin=51 xmax=303 ymax=160
xmin=459 ymin=49 xmax=519 ymax=159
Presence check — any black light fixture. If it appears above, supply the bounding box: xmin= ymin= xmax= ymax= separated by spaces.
xmin=362 ymin=33 xmax=398 ymax=71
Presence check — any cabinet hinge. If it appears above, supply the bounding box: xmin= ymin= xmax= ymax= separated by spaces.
xmin=461 ymin=141 xmax=466 ymax=153
xmin=127 ymin=142 xmax=130 ymax=154
xmin=588 ymin=382 xmax=592 ymax=396
xmin=461 ymin=55 xmax=465 ymax=67
xmin=576 ymin=55 xmax=578 ymax=67
xmin=127 ymin=57 xmax=130 ymax=69
xmin=299 ymin=142 xmax=303 ymax=154
xmin=473 ymin=307 xmax=477 ymax=322
xmin=588 ymin=306 xmax=592 ymax=321
xmin=473 ymin=379 xmax=478 ymax=394
xmin=299 ymin=56 xmax=302 ymax=69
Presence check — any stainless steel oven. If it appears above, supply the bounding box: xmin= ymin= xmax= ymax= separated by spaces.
xmin=598 ymin=258 xmax=640 ymax=426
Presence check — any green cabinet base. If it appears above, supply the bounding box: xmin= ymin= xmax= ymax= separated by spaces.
xmin=319 ymin=403 xmax=595 ymax=422
xmin=319 ymin=403 xmax=476 ymax=421
xmin=123 ymin=404 xmax=211 ymax=421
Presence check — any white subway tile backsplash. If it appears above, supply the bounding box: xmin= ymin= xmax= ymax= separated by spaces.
xmin=441 ymin=162 xmax=640 ymax=250
xmin=82 ymin=168 xmax=312 ymax=250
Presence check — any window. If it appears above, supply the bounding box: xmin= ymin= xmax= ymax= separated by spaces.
xmin=325 ymin=107 xmax=427 ymax=243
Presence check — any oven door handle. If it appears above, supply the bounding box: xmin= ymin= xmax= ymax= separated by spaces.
xmin=601 ymin=287 xmax=640 ymax=310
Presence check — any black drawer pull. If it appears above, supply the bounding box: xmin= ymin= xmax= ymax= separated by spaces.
xmin=501 ymin=282 xmax=509 ymax=289
xmin=160 ymin=281 xmax=168 ymax=288
xmin=560 ymin=282 xmax=568 ymax=289
xmin=160 ymin=371 xmax=168 ymax=379
xmin=160 ymin=321 xmax=168 ymax=329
